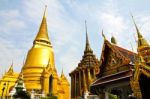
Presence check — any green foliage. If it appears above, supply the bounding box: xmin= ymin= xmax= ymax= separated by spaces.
xmin=13 ymin=90 xmax=31 ymax=99
xmin=109 ymin=93 xmax=118 ymax=99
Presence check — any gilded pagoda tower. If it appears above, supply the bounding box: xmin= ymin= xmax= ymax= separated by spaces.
xmin=69 ymin=23 xmax=100 ymax=99
xmin=130 ymin=17 xmax=150 ymax=99
xmin=22 ymin=8 xmax=70 ymax=99
xmin=0 ymin=64 xmax=19 ymax=96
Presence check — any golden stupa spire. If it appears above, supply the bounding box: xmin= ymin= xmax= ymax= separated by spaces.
xmin=131 ymin=15 xmax=149 ymax=48
xmin=85 ymin=20 xmax=92 ymax=52
xmin=34 ymin=5 xmax=51 ymax=44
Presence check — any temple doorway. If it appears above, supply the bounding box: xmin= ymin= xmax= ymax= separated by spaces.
xmin=139 ymin=74 xmax=150 ymax=99
xmin=49 ymin=75 xmax=53 ymax=93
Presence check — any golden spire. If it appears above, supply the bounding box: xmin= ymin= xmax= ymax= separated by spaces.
xmin=60 ymin=68 xmax=68 ymax=82
xmin=85 ymin=20 xmax=92 ymax=52
xmin=131 ymin=15 xmax=149 ymax=48
xmin=61 ymin=68 xmax=64 ymax=77
xmin=34 ymin=6 xmax=51 ymax=44
xmin=7 ymin=63 xmax=14 ymax=74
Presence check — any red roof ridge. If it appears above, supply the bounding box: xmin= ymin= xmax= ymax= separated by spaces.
xmin=113 ymin=44 xmax=137 ymax=55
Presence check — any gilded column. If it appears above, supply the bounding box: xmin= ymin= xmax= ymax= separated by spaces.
xmin=93 ymin=68 xmax=96 ymax=79
xmin=83 ymin=69 xmax=87 ymax=92
xmin=87 ymin=68 xmax=91 ymax=86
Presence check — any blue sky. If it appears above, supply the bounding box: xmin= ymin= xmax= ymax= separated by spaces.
xmin=0 ymin=0 xmax=150 ymax=79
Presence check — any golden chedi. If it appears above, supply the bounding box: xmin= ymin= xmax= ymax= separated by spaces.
xmin=22 ymin=8 xmax=70 ymax=98
xmin=0 ymin=64 xmax=19 ymax=96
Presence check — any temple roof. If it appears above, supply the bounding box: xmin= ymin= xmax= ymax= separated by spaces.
xmin=0 ymin=64 xmax=19 ymax=82
xmin=113 ymin=45 xmax=136 ymax=63
xmin=102 ymin=40 xmax=136 ymax=64
xmin=90 ymin=40 xmax=136 ymax=92
xmin=96 ymin=40 xmax=136 ymax=77
xmin=90 ymin=69 xmax=132 ymax=94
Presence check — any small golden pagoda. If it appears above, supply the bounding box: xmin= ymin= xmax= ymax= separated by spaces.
xmin=0 ymin=64 xmax=19 ymax=96
xmin=22 ymin=8 xmax=70 ymax=98
xmin=69 ymin=22 xmax=100 ymax=99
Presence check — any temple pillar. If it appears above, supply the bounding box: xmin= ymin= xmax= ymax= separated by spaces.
xmin=43 ymin=75 xmax=49 ymax=95
xmin=87 ymin=68 xmax=91 ymax=86
xmin=93 ymin=68 xmax=96 ymax=79
xmin=104 ymin=91 xmax=109 ymax=99
xmin=71 ymin=74 xmax=75 ymax=99
xmin=74 ymin=73 xmax=77 ymax=99
xmin=71 ymin=75 xmax=73 ymax=99
xmin=52 ymin=75 xmax=58 ymax=95
xmin=83 ymin=69 xmax=87 ymax=92
xmin=79 ymin=70 xmax=82 ymax=96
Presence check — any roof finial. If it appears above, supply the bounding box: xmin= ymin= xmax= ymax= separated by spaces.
xmin=8 ymin=62 xmax=14 ymax=74
xmin=85 ymin=20 xmax=88 ymax=35
xmin=102 ymin=30 xmax=106 ymax=40
xmin=61 ymin=67 xmax=64 ymax=75
xmin=84 ymin=20 xmax=92 ymax=52
xmin=85 ymin=20 xmax=89 ymax=46
xmin=111 ymin=35 xmax=117 ymax=44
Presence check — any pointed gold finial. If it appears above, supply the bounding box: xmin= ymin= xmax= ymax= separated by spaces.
xmin=131 ymin=14 xmax=142 ymax=38
xmin=85 ymin=20 xmax=92 ymax=52
xmin=43 ymin=5 xmax=47 ymax=18
xmin=61 ymin=68 xmax=64 ymax=76
xmin=62 ymin=67 xmax=64 ymax=74
xmin=34 ymin=5 xmax=51 ymax=44
xmin=131 ymin=14 xmax=149 ymax=48
xmin=7 ymin=62 xmax=14 ymax=74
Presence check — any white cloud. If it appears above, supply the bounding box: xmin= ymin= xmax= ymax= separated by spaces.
xmin=0 ymin=9 xmax=27 ymax=77
xmin=0 ymin=10 xmax=25 ymax=33
xmin=100 ymin=12 xmax=127 ymax=33
xmin=137 ymin=15 xmax=150 ymax=41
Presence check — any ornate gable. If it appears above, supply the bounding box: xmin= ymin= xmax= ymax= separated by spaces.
xmin=99 ymin=40 xmax=135 ymax=77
